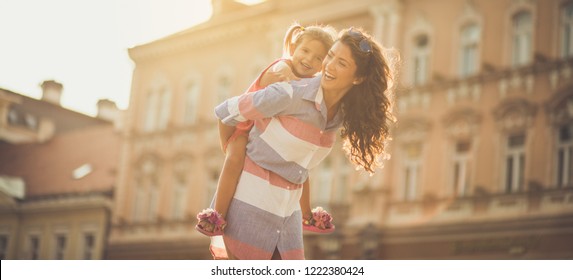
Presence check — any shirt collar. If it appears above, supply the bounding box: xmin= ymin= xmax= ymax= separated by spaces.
xmin=301 ymin=75 xmax=323 ymax=111
xmin=301 ymin=76 xmax=343 ymax=129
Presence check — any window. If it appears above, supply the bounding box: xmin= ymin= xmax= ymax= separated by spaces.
xmin=28 ymin=235 xmax=40 ymax=260
xmin=562 ymin=3 xmax=573 ymax=58
xmin=0 ymin=235 xmax=8 ymax=259
xmin=452 ymin=141 xmax=471 ymax=196
xmin=216 ymin=75 xmax=232 ymax=104
xmin=460 ymin=24 xmax=480 ymax=77
xmin=556 ymin=124 xmax=573 ymax=187
xmin=53 ymin=234 xmax=67 ymax=260
xmin=147 ymin=178 xmax=160 ymax=221
xmin=157 ymin=88 xmax=171 ymax=130
xmin=207 ymin=170 xmax=219 ymax=206
xmin=143 ymin=87 xmax=171 ymax=132
xmin=315 ymin=159 xmax=333 ymax=206
xmin=172 ymin=177 xmax=188 ymax=220
xmin=82 ymin=233 xmax=95 ymax=260
xmin=143 ymin=91 xmax=159 ymax=132
xmin=132 ymin=159 xmax=162 ymax=223
xmin=184 ymin=81 xmax=200 ymax=124
xmin=402 ymin=143 xmax=422 ymax=201
xmin=505 ymin=134 xmax=526 ymax=193
xmin=412 ymin=35 xmax=430 ymax=85
xmin=132 ymin=185 xmax=146 ymax=222
xmin=333 ymin=161 xmax=350 ymax=204
xmin=512 ymin=11 xmax=533 ymax=67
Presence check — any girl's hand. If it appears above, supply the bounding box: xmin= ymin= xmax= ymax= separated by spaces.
xmin=274 ymin=65 xmax=300 ymax=82
xmin=259 ymin=62 xmax=300 ymax=87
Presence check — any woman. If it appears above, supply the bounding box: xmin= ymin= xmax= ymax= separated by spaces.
xmin=211 ymin=27 xmax=396 ymax=260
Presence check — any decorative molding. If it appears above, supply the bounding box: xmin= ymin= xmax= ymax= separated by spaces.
xmin=493 ymin=97 xmax=538 ymax=133
xmin=447 ymin=82 xmax=482 ymax=105
xmin=442 ymin=108 xmax=483 ymax=139
xmin=394 ymin=117 xmax=432 ymax=143
xmin=398 ymin=91 xmax=431 ymax=111
xmin=545 ymin=85 xmax=573 ymax=126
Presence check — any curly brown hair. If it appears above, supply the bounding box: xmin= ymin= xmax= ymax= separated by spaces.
xmin=338 ymin=28 xmax=397 ymax=174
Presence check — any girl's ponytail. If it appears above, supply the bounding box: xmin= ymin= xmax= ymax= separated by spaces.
xmin=282 ymin=23 xmax=305 ymax=58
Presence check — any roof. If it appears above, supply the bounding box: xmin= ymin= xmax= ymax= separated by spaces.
xmin=0 ymin=124 xmax=120 ymax=197
xmin=0 ymin=88 xmax=110 ymax=135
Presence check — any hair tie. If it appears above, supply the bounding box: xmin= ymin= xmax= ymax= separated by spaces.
xmin=300 ymin=26 xmax=305 ymax=31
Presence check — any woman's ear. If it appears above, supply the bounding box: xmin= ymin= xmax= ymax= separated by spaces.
xmin=353 ymin=76 xmax=366 ymax=85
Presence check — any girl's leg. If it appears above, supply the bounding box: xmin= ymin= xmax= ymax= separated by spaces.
xmin=300 ymin=179 xmax=312 ymax=221
xmin=214 ymin=134 xmax=248 ymax=219
xmin=300 ymin=178 xmax=335 ymax=233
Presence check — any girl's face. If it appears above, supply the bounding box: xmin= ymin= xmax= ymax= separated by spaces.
xmin=290 ymin=39 xmax=328 ymax=78
xmin=321 ymin=41 xmax=361 ymax=95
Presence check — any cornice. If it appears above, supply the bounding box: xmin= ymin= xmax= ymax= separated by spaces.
xmin=127 ymin=0 xmax=387 ymax=62
xmin=19 ymin=191 xmax=113 ymax=213
xmin=128 ymin=3 xmax=278 ymax=62
xmin=401 ymin=57 xmax=573 ymax=95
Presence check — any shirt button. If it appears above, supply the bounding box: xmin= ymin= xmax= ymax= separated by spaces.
xmin=299 ymin=170 xmax=302 ymax=174
xmin=277 ymin=230 xmax=280 ymax=233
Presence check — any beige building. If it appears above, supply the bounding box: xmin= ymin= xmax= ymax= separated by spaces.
xmin=0 ymin=82 xmax=121 ymax=259
xmin=109 ymin=0 xmax=573 ymax=259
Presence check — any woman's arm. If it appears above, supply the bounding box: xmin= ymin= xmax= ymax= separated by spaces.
xmin=215 ymin=82 xmax=294 ymax=126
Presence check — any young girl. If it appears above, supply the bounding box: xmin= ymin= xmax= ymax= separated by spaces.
xmin=195 ymin=23 xmax=338 ymax=237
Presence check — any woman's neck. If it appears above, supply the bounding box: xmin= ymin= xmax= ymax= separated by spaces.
xmin=322 ymin=87 xmax=347 ymax=121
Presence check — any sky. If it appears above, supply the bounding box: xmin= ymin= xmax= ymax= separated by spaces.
xmin=0 ymin=0 xmax=214 ymax=116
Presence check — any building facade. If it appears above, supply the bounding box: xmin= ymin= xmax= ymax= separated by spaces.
xmin=110 ymin=0 xmax=573 ymax=259
xmin=0 ymin=83 xmax=121 ymax=259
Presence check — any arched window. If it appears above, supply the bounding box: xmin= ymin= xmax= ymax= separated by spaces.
xmin=143 ymin=91 xmax=159 ymax=132
xmin=512 ymin=11 xmax=533 ymax=67
xmin=556 ymin=124 xmax=573 ymax=187
xmin=132 ymin=157 xmax=161 ymax=222
xmin=184 ymin=80 xmax=200 ymax=124
xmin=412 ymin=34 xmax=430 ymax=85
xmin=313 ymin=158 xmax=333 ymax=206
xmin=547 ymin=89 xmax=573 ymax=188
xmin=402 ymin=142 xmax=422 ymax=201
xmin=172 ymin=175 xmax=188 ymax=220
xmin=394 ymin=118 xmax=431 ymax=201
xmin=216 ymin=74 xmax=232 ymax=104
xmin=561 ymin=2 xmax=573 ymax=58
xmin=443 ymin=108 xmax=481 ymax=197
xmin=493 ymin=98 xmax=537 ymax=193
xmin=157 ymin=88 xmax=171 ymax=130
xmin=504 ymin=133 xmax=526 ymax=193
xmin=459 ymin=24 xmax=480 ymax=77
xmin=142 ymin=85 xmax=171 ymax=132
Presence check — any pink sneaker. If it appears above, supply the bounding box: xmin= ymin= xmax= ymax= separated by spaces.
xmin=195 ymin=208 xmax=226 ymax=236
xmin=303 ymin=207 xmax=335 ymax=234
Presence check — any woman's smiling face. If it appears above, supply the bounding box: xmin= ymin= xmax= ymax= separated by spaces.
xmin=320 ymin=41 xmax=360 ymax=95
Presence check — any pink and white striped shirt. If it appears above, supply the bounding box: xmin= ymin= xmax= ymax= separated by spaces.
xmin=211 ymin=76 xmax=342 ymax=259
xmin=215 ymin=75 xmax=342 ymax=185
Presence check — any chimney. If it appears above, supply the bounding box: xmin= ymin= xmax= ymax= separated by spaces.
xmin=40 ymin=80 xmax=63 ymax=105
xmin=96 ymin=99 xmax=119 ymax=122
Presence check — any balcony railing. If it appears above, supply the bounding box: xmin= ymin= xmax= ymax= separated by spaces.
xmin=386 ymin=187 xmax=573 ymax=226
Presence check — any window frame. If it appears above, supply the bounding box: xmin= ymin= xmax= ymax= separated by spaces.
xmin=510 ymin=10 xmax=534 ymax=67
xmin=459 ymin=23 xmax=481 ymax=78
xmin=503 ymin=133 xmax=526 ymax=193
